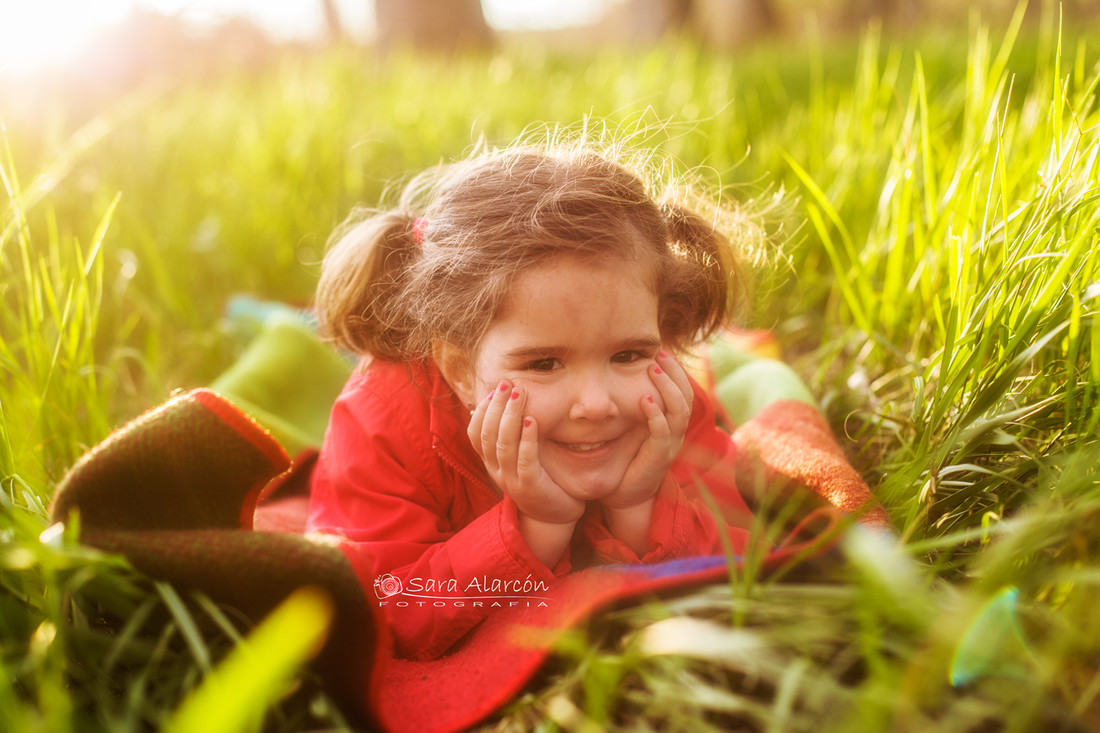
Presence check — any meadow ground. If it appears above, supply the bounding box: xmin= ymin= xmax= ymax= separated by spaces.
xmin=2 ymin=7 xmax=1099 ymax=731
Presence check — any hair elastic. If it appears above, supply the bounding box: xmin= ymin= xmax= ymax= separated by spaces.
xmin=412 ymin=217 xmax=428 ymax=245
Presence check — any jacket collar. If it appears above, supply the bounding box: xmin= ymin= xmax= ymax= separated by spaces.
xmin=411 ymin=360 xmax=499 ymax=498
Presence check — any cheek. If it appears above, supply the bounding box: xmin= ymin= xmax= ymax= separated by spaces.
xmin=514 ymin=382 xmax=564 ymax=425
xmin=619 ymin=370 xmax=660 ymax=417
xmin=472 ymin=375 xmax=495 ymax=403
xmin=469 ymin=353 xmax=504 ymax=402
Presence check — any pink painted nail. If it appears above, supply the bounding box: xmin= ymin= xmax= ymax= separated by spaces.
xmin=658 ymin=349 xmax=669 ymax=358
xmin=499 ymin=382 xmax=510 ymax=392
xmin=646 ymin=395 xmax=656 ymax=404
xmin=653 ymin=364 xmax=663 ymax=375
xmin=510 ymin=389 xmax=520 ymax=400
xmin=523 ymin=417 xmax=532 ymax=428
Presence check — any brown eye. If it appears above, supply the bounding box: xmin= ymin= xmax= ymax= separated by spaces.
xmin=611 ymin=350 xmax=645 ymax=364
xmin=527 ymin=358 xmax=561 ymax=372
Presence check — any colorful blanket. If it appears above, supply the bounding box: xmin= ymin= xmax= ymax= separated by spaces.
xmin=50 ymin=308 xmax=892 ymax=733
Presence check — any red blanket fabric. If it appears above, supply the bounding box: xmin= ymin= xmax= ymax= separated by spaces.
xmin=53 ymin=387 xmax=884 ymax=732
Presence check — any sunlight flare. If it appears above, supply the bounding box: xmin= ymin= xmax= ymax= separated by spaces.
xmin=0 ymin=1 xmax=131 ymax=73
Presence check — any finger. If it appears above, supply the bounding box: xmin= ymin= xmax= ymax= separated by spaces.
xmin=479 ymin=380 xmax=512 ymax=470
xmin=494 ymin=386 xmax=525 ymax=477
xmin=466 ymin=388 xmax=494 ymax=459
xmin=646 ymin=360 xmax=690 ymax=429
xmin=641 ymin=394 xmax=672 ymax=445
xmin=655 ymin=348 xmax=694 ymax=407
xmin=516 ymin=415 xmax=540 ymax=484
xmin=514 ymin=417 xmax=584 ymax=523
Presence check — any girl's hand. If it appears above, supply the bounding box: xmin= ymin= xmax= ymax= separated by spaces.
xmin=601 ymin=350 xmax=693 ymax=511
xmin=468 ymin=381 xmax=586 ymax=526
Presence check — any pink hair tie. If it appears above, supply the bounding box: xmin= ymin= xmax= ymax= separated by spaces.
xmin=412 ymin=217 xmax=428 ymax=245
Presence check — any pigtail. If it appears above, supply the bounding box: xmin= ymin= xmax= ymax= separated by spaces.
xmin=315 ymin=209 xmax=421 ymax=360
xmin=658 ymin=202 xmax=744 ymax=349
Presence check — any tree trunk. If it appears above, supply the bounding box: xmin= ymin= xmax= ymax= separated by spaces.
xmin=374 ymin=0 xmax=493 ymax=54
xmin=626 ymin=0 xmax=694 ymax=43
xmin=836 ymin=0 xmax=925 ymax=31
xmin=742 ymin=0 xmax=777 ymax=31
xmin=319 ymin=0 xmax=347 ymax=43
xmin=695 ymin=0 xmax=779 ymax=48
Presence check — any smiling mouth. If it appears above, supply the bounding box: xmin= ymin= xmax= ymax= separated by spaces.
xmin=561 ymin=441 xmax=609 ymax=452
xmin=552 ymin=438 xmax=616 ymax=453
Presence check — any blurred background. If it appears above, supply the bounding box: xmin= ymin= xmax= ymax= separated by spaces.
xmin=5 ymin=0 xmax=1098 ymax=110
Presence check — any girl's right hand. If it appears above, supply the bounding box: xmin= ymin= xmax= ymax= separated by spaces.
xmin=468 ymin=381 xmax=586 ymax=525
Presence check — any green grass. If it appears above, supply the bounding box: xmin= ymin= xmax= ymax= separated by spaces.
xmin=2 ymin=5 xmax=1100 ymax=731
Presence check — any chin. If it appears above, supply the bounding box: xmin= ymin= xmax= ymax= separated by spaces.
xmin=555 ymin=474 xmax=622 ymax=502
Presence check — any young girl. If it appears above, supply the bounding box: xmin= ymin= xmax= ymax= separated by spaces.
xmin=308 ymin=140 xmax=765 ymax=661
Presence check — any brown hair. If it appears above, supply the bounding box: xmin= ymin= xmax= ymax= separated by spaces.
xmin=316 ymin=140 xmax=753 ymax=362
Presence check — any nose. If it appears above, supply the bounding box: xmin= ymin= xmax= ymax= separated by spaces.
xmin=568 ymin=368 xmax=619 ymax=421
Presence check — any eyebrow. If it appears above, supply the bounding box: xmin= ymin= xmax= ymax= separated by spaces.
xmin=503 ymin=336 xmax=662 ymax=361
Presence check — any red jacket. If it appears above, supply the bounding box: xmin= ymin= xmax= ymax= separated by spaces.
xmin=307 ymin=359 xmax=755 ymax=660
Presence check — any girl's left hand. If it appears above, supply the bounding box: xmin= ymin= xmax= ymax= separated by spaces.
xmin=601 ymin=350 xmax=693 ymax=510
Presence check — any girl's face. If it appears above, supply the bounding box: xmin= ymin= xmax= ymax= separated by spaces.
xmin=463 ymin=255 xmax=663 ymax=501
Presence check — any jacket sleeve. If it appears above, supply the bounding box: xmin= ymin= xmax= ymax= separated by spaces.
xmin=306 ymin=375 xmax=568 ymax=661
xmin=581 ymin=386 xmax=759 ymax=566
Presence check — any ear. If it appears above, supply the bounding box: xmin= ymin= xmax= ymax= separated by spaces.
xmin=434 ymin=340 xmax=476 ymax=407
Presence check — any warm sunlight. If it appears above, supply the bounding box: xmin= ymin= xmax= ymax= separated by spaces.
xmin=0 ymin=1 xmax=603 ymax=75
xmin=0 ymin=1 xmax=133 ymax=73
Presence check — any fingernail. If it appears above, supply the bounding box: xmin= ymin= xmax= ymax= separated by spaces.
xmin=658 ymin=349 xmax=669 ymax=358
xmin=646 ymin=395 xmax=656 ymax=404
xmin=499 ymin=382 xmax=510 ymax=392
xmin=510 ymin=389 xmax=520 ymax=400
xmin=653 ymin=364 xmax=663 ymax=375
xmin=523 ymin=417 xmax=532 ymax=428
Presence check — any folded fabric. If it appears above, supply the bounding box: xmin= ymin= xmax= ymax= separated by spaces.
xmin=49 ymin=389 xmax=379 ymax=720
xmin=210 ymin=309 xmax=354 ymax=455
xmin=50 ymin=311 xmax=893 ymax=732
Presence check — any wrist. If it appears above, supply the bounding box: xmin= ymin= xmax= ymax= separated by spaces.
xmin=602 ymin=497 xmax=656 ymax=522
xmin=518 ymin=512 xmax=579 ymax=531
xmin=517 ymin=512 xmax=578 ymax=569
xmin=603 ymin=497 xmax=657 ymax=557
